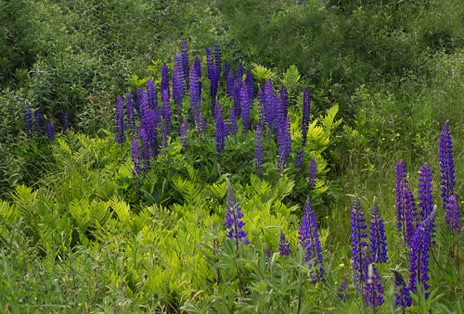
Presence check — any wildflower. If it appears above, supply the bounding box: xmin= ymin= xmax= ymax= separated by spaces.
xmin=439 ymin=120 xmax=455 ymax=210
xmin=298 ymin=197 xmax=325 ymax=283
xmin=181 ymin=40 xmax=189 ymax=88
xmin=301 ymin=89 xmax=311 ymax=147
xmin=172 ymin=52 xmax=185 ymax=109
xmin=351 ymin=195 xmax=369 ymax=293
xmin=34 ymin=109 xmax=43 ymax=136
xmin=139 ymin=108 xmax=158 ymax=158
xmin=263 ymin=79 xmax=275 ymax=130
xmin=240 ymin=82 xmax=251 ymax=132
xmin=246 ymin=70 xmax=254 ymax=101
xmin=277 ymin=116 xmax=291 ymax=173
xmin=364 ymin=263 xmax=384 ymax=307
xmin=308 ymin=158 xmax=317 ymax=189
xmin=138 ymin=127 xmax=151 ymax=172
xmin=206 ymin=46 xmax=219 ymax=103
xmin=369 ymin=198 xmax=387 ymax=263
xmin=223 ymin=61 xmax=231 ymax=81
xmin=228 ymin=105 xmax=238 ymax=135
xmin=45 ymin=120 xmax=54 ymax=141
xmin=418 ymin=163 xmax=433 ymax=225
xmin=227 ymin=71 xmax=234 ymax=98
xmin=214 ymin=43 xmax=222 ymax=78
xmin=392 ymin=270 xmax=412 ymax=308
xmin=279 ymin=230 xmax=291 ymax=256
xmin=408 ymin=205 xmax=437 ymax=299
xmin=445 ymin=194 xmax=460 ymax=233
xmin=295 ymin=148 xmax=303 ymax=171
xmin=136 ymin=87 xmax=148 ymax=117
xmin=338 ymin=275 xmax=349 ymax=300
xmin=225 ymin=179 xmax=250 ymax=245
xmin=404 ymin=185 xmax=419 ymax=247
xmin=161 ymin=62 xmax=170 ymax=100
xmin=161 ymin=89 xmax=172 ymax=131
xmin=131 ymin=138 xmax=141 ymax=176
xmin=61 ymin=111 xmax=71 ymax=131
xmin=115 ymin=95 xmax=126 ymax=144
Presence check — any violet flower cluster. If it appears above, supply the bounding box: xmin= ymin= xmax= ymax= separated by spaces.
xmin=351 ymin=195 xmax=369 ymax=292
xmin=392 ymin=270 xmax=412 ymax=308
xmin=439 ymin=120 xmax=456 ymax=212
xmin=298 ymin=197 xmax=324 ymax=283
xmin=225 ymin=180 xmax=250 ymax=245
xmin=363 ymin=263 xmax=384 ymax=307
xmin=408 ymin=205 xmax=437 ymax=299
xmin=369 ymin=198 xmax=387 ymax=263
xmin=279 ymin=229 xmax=291 ymax=256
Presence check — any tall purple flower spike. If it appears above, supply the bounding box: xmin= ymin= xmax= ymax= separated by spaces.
xmin=439 ymin=120 xmax=455 ymax=210
xmin=225 ymin=179 xmax=250 ymax=245
xmin=369 ymin=198 xmax=388 ymax=263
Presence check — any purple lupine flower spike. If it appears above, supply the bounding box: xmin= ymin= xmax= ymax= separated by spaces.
xmin=279 ymin=229 xmax=291 ymax=256
xmin=392 ymin=270 xmax=412 ymax=308
xmin=131 ymin=138 xmax=141 ymax=176
xmin=45 ymin=120 xmax=54 ymax=141
xmin=139 ymin=127 xmax=151 ymax=172
xmin=225 ymin=179 xmax=250 ymax=245
xmin=308 ymin=158 xmax=317 ymax=189
xmin=228 ymin=105 xmax=238 ymax=135
xmin=223 ymin=61 xmax=231 ymax=81
xmin=408 ymin=205 xmax=437 ymax=299
xmin=62 ymin=111 xmax=71 ymax=131
xmin=172 ymin=52 xmax=185 ymax=110
xmin=295 ymin=149 xmax=303 ymax=171
xmin=246 ymin=70 xmax=254 ymax=101
xmin=298 ymin=197 xmax=325 ymax=283
xmin=364 ymin=263 xmax=384 ymax=308
xmin=351 ymin=195 xmax=369 ymax=293
xmin=161 ymin=89 xmax=172 ymax=131
xmin=147 ymin=80 xmax=158 ymax=110
xmin=240 ymin=82 xmax=251 ymax=132
xmin=302 ymin=89 xmax=311 ymax=147
xmin=440 ymin=120 xmax=455 ymax=210
xmin=181 ymin=40 xmax=189 ymax=89
xmin=418 ymin=162 xmax=433 ymax=226
xmin=405 ymin=185 xmax=419 ymax=247
xmin=115 ymin=95 xmax=126 ymax=143
xmin=445 ymin=194 xmax=460 ymax=233
xmin=34 ymin=109 xmax=43 ymax=136
xmin=214 ymin=43 xmax=222 ymax=77
xmin=369 ymin=198 xmax=388 ymax=263
xmin=254 ymin=123 xmax=263 ymax=174
xmin=24 ymin=102 xmax=33 ymax=138
xmin=161 ymin=63 xmax=170 ymax=100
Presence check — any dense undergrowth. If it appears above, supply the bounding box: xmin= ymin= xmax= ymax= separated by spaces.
xmin=0 ymin=0 xmax=463 ymax=312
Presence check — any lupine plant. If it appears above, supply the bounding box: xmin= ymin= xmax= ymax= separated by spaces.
xmin=439 ymin=120 xmax=456 ymax=212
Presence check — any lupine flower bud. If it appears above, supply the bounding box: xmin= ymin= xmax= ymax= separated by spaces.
xmin=139 ymin=127 xmax=151 ymax=172
xmin=161 ymin=63 xmax=170 ymax=100
xmin=115 ymin=95 xmax=126 ymax=143
xmin=180 ymin=118 xmax=188 ymax=149
xmin=162 ymin=89 xmax=172 ymax=131
xmin=246 ymin=70 xmax=254 ymax=101
xmin=228 ymin=105 xmax=238 ymax=135
xmin=418 ymin=162 xmax=433 ymax=224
